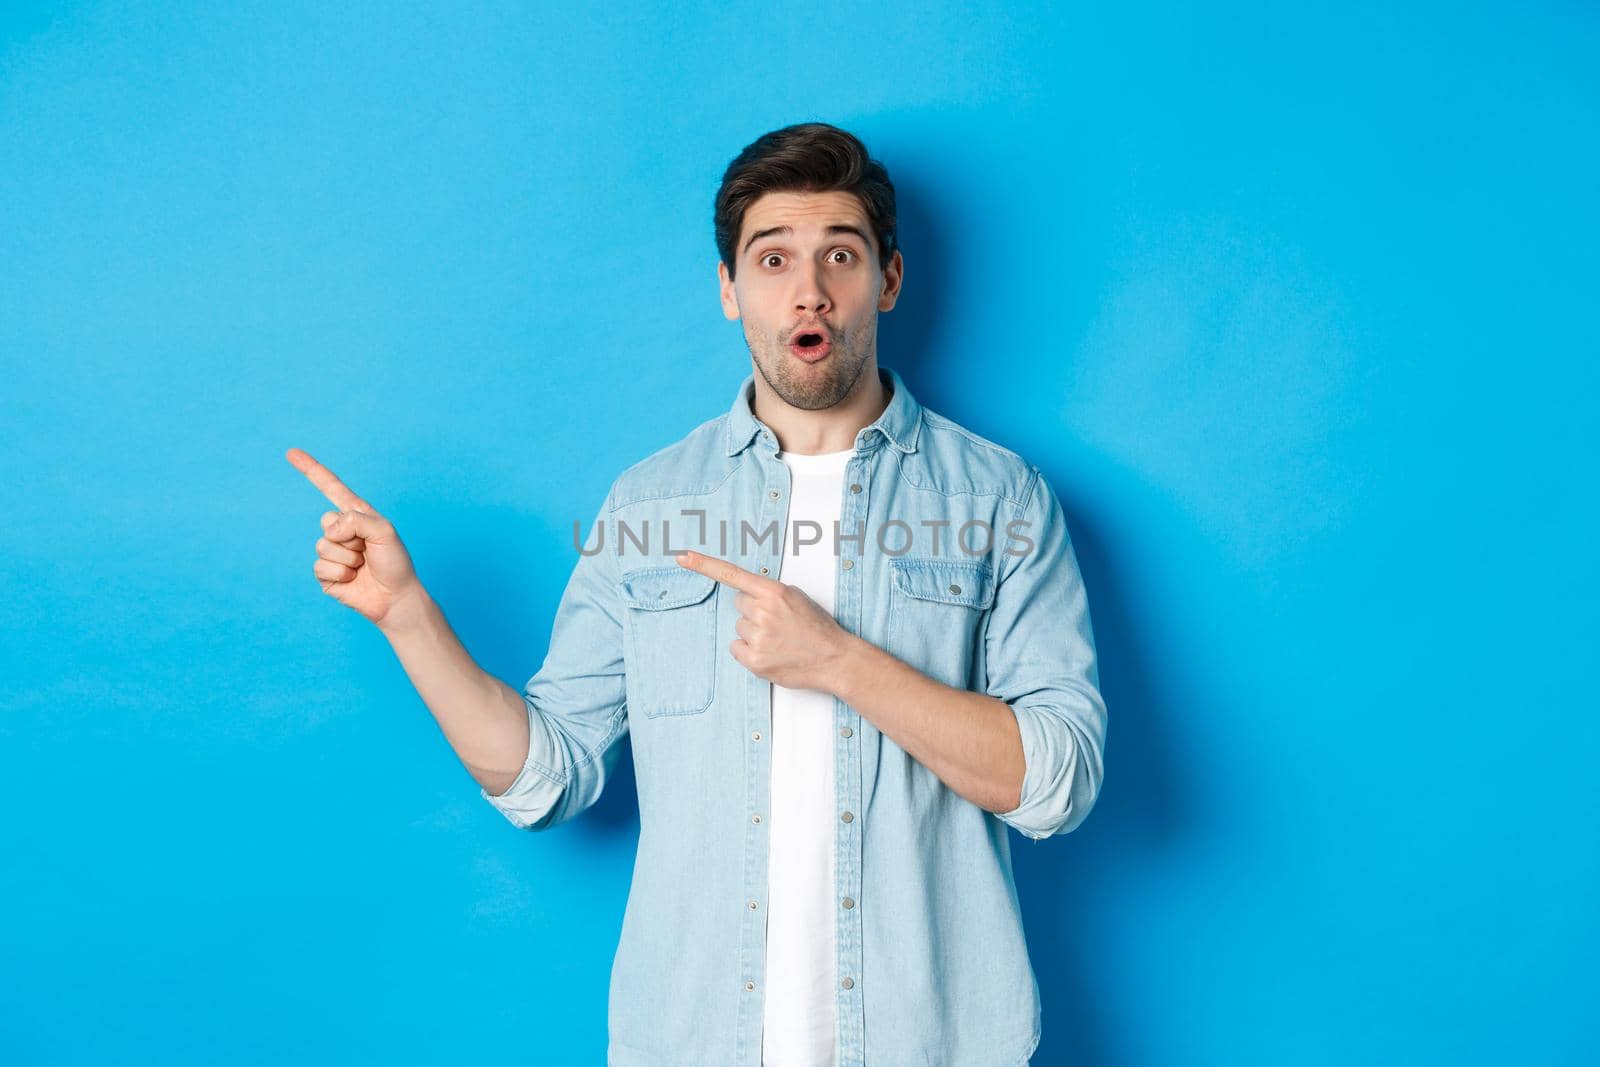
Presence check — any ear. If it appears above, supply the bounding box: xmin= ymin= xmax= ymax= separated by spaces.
xmin=718 ymin=260 xmax=740 ymax=320
xmin=877 ymin=249 xmax=904 ymax=312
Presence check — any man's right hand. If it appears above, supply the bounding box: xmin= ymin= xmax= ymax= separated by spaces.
xmin=286 ymin=447 xmax=422 ymax=629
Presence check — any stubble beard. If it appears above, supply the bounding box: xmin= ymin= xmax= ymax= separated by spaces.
xmin=747 ymin=319 xmax=873 ymax=412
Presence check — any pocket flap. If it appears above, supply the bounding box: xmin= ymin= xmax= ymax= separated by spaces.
xmin=889 ymin=557 xmax=995 ymax=609
xmin=619 ymin=565 xmax=718 ymax=610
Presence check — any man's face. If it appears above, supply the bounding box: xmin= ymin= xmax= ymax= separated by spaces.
xmin=719 ymin=189 xmax=903 ymax=411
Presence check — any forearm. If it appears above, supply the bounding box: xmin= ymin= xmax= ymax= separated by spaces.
xmin=378 ymin=587 xmax=531 ymax=796
xmin=828 ymin=634 xmax=1025 ymax=815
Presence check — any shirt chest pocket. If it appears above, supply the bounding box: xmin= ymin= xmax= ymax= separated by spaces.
xmin=885 ymin=557 xmax=995 ymax=691
xmin=619 ymin=565 xmax=720 ymax=718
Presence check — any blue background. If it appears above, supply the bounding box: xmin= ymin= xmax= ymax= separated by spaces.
xmin=3 ymin=2 xmax=1595 ymax=1064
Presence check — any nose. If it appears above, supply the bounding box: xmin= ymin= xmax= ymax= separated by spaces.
xmin=793 ymin=260 xmax=830 ymax=316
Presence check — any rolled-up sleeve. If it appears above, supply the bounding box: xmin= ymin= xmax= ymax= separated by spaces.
xmin=984 ymin=466 xmax=1107 ymax=841
xmin=482 ymin=488 xmax=630 ymax=831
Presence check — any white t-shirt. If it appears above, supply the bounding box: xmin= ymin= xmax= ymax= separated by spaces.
xmin=761 ymin=446 xmax=854 ymax=1067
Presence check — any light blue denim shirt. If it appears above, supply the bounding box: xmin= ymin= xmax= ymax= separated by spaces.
xmin=482 ymin=364 xmax=1107 ymax=1066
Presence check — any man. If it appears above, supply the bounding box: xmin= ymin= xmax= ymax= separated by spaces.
xmin=288 ymin=122 xmax=1106 ymax=1067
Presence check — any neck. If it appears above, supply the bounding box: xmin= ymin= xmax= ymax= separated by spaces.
xmin=752 ymin=359 xmax=889 ymax=455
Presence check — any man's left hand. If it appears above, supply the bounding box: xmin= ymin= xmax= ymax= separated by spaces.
xmin=675 ymin=549 xmax=858 ymax=694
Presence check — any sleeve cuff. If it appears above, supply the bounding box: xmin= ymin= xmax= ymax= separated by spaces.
xmin=994 ymin=701 xmax=1082 ymax=842
xmin=480 ymin=754 xmax=567 ymax=831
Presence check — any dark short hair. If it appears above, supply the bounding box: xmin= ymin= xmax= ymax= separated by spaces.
xmin=714 ymin=122 xmax=898 ymax=281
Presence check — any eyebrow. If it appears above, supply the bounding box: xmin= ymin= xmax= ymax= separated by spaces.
xmin=742 ymin=224 xmax=872 ymax=256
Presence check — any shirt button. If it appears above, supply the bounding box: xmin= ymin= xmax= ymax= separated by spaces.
xmin=840 ymin=726 xmax=852 ymax=738
xmin=841 ymin=810 xmax=853 ymax=823
xmin=841 ymin=558 xmax=853 ymax=570
xmin=841 ymin=897 xmax=854 ymax=909
xmin=849 ymin=483 xmax=861 ymax=493
xmin=749 ymin=899 xmax=758 ymax=910
xmin=949 ymin=583 xmax=961 ymax=595
xmin=841 ymin=977 xmax=854 ymax=990
xmin=746 ymin=980 xmax=756 ymax=991
xmin=759 ymin=566 xmax=769 ymax=574
xmin=752 ymin=731 xmax=762 ymax=741
xmin=768 ymin=489 xmax=779 ymax=499
xmin=752 ymin=814 xmax=762 ymax=824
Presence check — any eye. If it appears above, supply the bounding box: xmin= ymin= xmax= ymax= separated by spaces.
xmin=830 ymin=249 xmax=856 ymax=264
xmin=762 ymin=253 xmax=784 ymax=269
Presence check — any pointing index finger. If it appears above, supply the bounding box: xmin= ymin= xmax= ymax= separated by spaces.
xmin=285 ymin=447 xmax=372 ymax=512
xmin=675 ymin=550 xmax=774 ymax=595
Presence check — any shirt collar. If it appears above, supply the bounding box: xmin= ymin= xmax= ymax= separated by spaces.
xmin=723 ymin=364 xmax=923 ymax=458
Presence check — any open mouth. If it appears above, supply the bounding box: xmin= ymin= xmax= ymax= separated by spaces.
xmin=788 ymin=325 xmax=833 ymax=361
